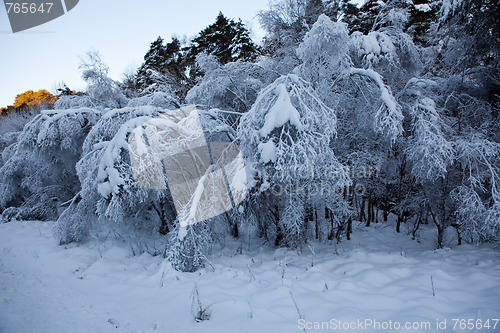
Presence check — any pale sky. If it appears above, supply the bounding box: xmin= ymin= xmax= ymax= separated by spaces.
xmin=0 ymin=0 xmax=269 ymax=107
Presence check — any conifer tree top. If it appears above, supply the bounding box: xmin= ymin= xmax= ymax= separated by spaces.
xmin=187 ymin=12 xmax=261 ymax=65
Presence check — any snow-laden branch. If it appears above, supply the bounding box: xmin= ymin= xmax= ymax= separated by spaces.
xmin=348 ymin=68 xmax=403 ymax=142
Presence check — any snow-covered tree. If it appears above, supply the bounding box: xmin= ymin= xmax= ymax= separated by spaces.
xmin=239 ymin=74 xmax=350 ymax=246
xmin=55 ymin=101 xmax=243 ymax=271
xmin=399 ymin=75 xmax=499 ymax=246
xmin=398 ymin=77 xmax=455 ymax=245
xmin=56 ymin=104 xmax=168 ymax=243
xmin=452 ymin=136 xmax=500 ymax=244
xmin=297 ymin=14 xmax=404 ymax=142
xmin=304 ymin=15 xmax=425 ymax=229
xmin=403 ymin=78 xmax=455 ymax=180
xmin=79 ymin=51 xmax=128 ymax=108
xmin=257 ymin=0 xmax=310 ymax=75
xmin=296 ymin=15 xmax=351 ymax=95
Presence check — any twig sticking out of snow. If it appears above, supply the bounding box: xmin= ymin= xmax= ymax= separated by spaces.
xmin=247 ymin=298 xmax=254 ymax=319
xmin=107 ymin=318 xmax=119 ymax=328
xmin=430 ymin=276 xmax=435 ymax=296
xmin=307 ymin=245 xmax=315 ymax=267
xmin=290 ymin=289 xmax=305 ymax=331
xmin=191 ymin=283 xmax=211 ymax=322
xmin=281 ymin=257 xmax=287 ymax=279
xmin=201 ymin=254 xmax=215 ymax=271
xmin=247 ymin=264 xmax=255 ymax=282
xmin=159 ymin=262 xmax=169 ymax=288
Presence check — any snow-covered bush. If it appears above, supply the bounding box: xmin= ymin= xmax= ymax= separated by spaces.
xmin=186 ymin=54 xmax=278 ymax=116
xmin=0 ymin=108 xmax=100 ymax=221
xmin=452 ymin=186 xmax=499 ymax=244
xmin=126 ymin=91 xmax=179 ymax=109
xmin=1 ymin=185 xmax=73 ymax=223
xmin=167 ymin=221 xmax=213 ymax=272
xmin=53 ymin=95 xmax=97 ymax=110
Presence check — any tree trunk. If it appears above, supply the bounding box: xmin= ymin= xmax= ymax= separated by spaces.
xmin=314 ymin=209 xmax=319 ymax=239
xmin=346 ymin=217 xmax=352 ymax=240
xmin=224 ymin=211 xmax=238 ymax=238
xmin=273 ymin=205 xmax=282 ymax=247
xmin=383 ymin=188 xmax=389 ymax=222
xmin=154 ymin=202 xmax=170 ymax=235
xmin=359 ymin=198 xmax=365 ymax=222
xmin=326 ymin=208 xmax=334 ymax=240
xmin=411 ymin=216 xmax=421 ymax=240
xmin=452 ymin=223 xmax=462 ymax=246
xmin=436 ymin=225 xmax=444 ymax=249
xmin=428 ymin=202 xmax=444 ymax=249
xmin=396 ymin=214 xmax=401 ymax=233
xmin=366 ymin=195 xmax=372 ymax=227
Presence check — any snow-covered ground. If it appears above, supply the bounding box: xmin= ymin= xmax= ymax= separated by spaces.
xmin=1 ymin=220 xmax=499 ymax=333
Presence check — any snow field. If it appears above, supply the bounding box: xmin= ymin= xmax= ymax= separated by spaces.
xmin=0 ymin=220 xmax=499 ymax=333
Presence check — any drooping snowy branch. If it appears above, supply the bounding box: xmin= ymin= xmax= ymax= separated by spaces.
xmin=348 ymin=68 xmax=404 ymax=142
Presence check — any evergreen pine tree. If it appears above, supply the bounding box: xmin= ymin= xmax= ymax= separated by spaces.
xmin=340 ymin=1 xmax=361 ymax=33
xmin=186 ymin=12 xmax=261 ymax=66
xmin=136 ymin=37 xmax=189 ymax=98
xmin=405 ymin=0 xmax=437 ymax=46
xmin=163 ymin=37 xmax=191 ymax=98
xmin=136 ymin=36 xmax=168 ymax=93
xmin=357 ymin=0 xmax=382 ymax=34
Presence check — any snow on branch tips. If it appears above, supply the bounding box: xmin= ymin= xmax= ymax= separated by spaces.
xmin=348 ymin=68 xmax=403 ymax=142
xmin=297 ymin=14 xmax=350 ymax=82
xmin=455 ymin=136 xmax=500 ymax=201
xmin=239 ymin=74 xmax=348 ymax=188
xmin=402 ymin=78 xmax=455 ymax=181
xmin=97 ymin=116 xmax=152 ymax=199
xmin=258 ymin=82 xmax=303 ymax=138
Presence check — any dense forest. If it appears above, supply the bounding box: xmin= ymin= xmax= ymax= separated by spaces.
xmin=0 ymin=0 xmax=498 ymax=273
